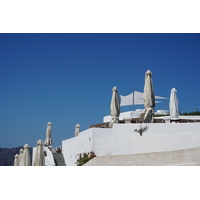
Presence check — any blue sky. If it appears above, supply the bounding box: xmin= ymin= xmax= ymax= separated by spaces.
xmin=1 ymin=33 xmax=200 ymax=148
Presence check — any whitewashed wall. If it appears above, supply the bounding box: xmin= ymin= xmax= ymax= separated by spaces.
xmin=62 ymin=122 xmax=200 ymax=166
xmin=92 ymin=128 xmax=112 ymax=156
xmin=112 ymin=123 xmax=200 ymax=155
xmin=62 ymin=128 xmax=112 ymax=166
xmin=44 ymin=147 xmax=55 ymax=166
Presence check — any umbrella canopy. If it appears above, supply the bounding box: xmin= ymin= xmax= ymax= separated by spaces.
xmin=44 ymin=122 xmax=53 ymax=146
xmin=21 ymin=144 xmax=31 ymax=166
xmin=18 ymin=148 xmax=24 ymax=166
xmin=169 ymin=88 xmax=179 ymax=120
xmin=33 ymin=140 xmax=45 ymax=166
xmin=75 ymin=124 xmax=80 ymax=137
xmin=14 ymin=154 xmax=19 ymax=166
xmin=142 ymin=70 xmax=155 ymax=123
xmin=109 ymin=86 xmax=120 ymax=128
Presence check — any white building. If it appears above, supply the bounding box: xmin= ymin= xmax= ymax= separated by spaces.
xmin=61 ymin=112 xmax=200 ymax=166
xmin=31 ymin=110 xmax=200 ymax=166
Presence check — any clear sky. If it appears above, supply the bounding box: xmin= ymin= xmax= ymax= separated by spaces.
xmin=1 ymin=33 xmax=200 ymax=148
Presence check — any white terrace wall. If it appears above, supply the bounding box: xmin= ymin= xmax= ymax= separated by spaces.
xmin=62 ymin=122 xmax=200 ymax=166
xmin=62 ymin=128 xmax=112 ymax=166
xmin=112 ymin=123 xmax=200 ymax=155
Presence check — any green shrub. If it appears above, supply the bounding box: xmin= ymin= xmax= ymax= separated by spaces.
xmin=75 ymin=151 xmax=96 ymax=166
xmin=154 ymin=114 xmax=170 ymax=117
xmin=181 ymin=111 xmax=200 ymax=116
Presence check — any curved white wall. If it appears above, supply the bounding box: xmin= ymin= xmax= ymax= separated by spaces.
xmin=62 ymin=128 xmax=112 ymax=166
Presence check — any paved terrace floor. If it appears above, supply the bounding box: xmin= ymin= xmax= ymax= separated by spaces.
xmin=84 ymin=146 xmax=200 ymax=166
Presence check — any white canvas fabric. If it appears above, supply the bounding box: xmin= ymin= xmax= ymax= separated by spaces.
xmin=142 ymin=70 xmax=155 ymax=123
xmin=143 ymin=70 xmax=155 ymax=108
xmin=14 ymin=154 xmax=19 ymax=166
xmin=120 ymin=93 xmax=134 ymax=106
xmin=109 ymin=86 xmax=120 ymax=128
xmin=142 ymin=107 xmax=154 ymax=123
xmin=134 ymin=90 xmax=144 ymax=99
xmin=120 ymin=91 xmax=167 ymax=106
xmin=120 ymin=91 xmax=144 ymax=106
xmin=75 ymin=124 xmax=80 ymax=137
xmin=155 ymin=95 xmax=168 ymax=99
xmin=21 ymin=144 xmax=31 ymax=166
xmin=33 ymin=140 xmax=45 ymax=166
xmin=170 ymin=88 xmax=179 ymax=120
xmin=44 ymin=122 xmax=53 ymax=146
xmin=18 ymin=148 xmax=23 ymax=166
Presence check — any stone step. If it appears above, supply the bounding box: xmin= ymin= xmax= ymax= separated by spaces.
xmin=52 ymin=153 xmax=66 ymax=166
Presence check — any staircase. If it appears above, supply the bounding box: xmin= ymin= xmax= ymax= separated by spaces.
xmin=52 ymin=153 xmax=66 ymax=166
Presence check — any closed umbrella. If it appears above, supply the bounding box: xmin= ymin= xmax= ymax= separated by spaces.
xmin=18 ymin=148 xmax=23 ymax=166
xmin=170 ymin=88 xmax=179 ymax=120
xmin=75 ymin=124 xmax=80 ymax=137
xmin=33 ymin=140 xmax=45 ymax=166
xmin=14 ymin=154 xmax=19 ymax=166
xmin=142 ymin=70 xmax=155 ymax=123
xmin=109 ymin=86 xmax=120 ymax=128
xmin=44 ymin=122 xmax=53 ymax=146
xmin=21 ymin=143 xmax=31 ymax=166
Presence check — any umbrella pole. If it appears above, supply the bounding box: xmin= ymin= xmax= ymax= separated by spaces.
xmin=132 ymin=90 xmax=135 ymax=111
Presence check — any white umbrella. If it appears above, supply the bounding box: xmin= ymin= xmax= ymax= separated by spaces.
xmin=169 ymin=88 xmax=179 ymax=120
xmin=75 ymin=124 xmax=80 ymax=137
xmin=44 ymin=122 xmax=53 ymax=146
xmin=33 ymin=140 xmax=45 ymax=166
xmin=14 ymin=154 xmax=19 ymax=166
xmin=142 ymin=70 xmax=155 ymax=123
xmin=18 ymin=148 xmax=23 ymax=166
xmin=109 ymin=86 xmax=120 ymax=128
xmin=21 ymin=143 xmax=31 ymax=166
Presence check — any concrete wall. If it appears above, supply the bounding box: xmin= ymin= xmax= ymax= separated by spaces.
xmin=84 ymin=146 xmax=200 ymax=166
xmin=92 ymin=128 xmax=112 ymax=156
xmin=44 ymin=147 xmax=55 ymax=166
xmin=61 ymin=122 xmax=200 ymax=166
xmin=62 ymin=128 xmax=112 ymax=166
xmin=112 ymin=123 xmax=200 ymax=155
